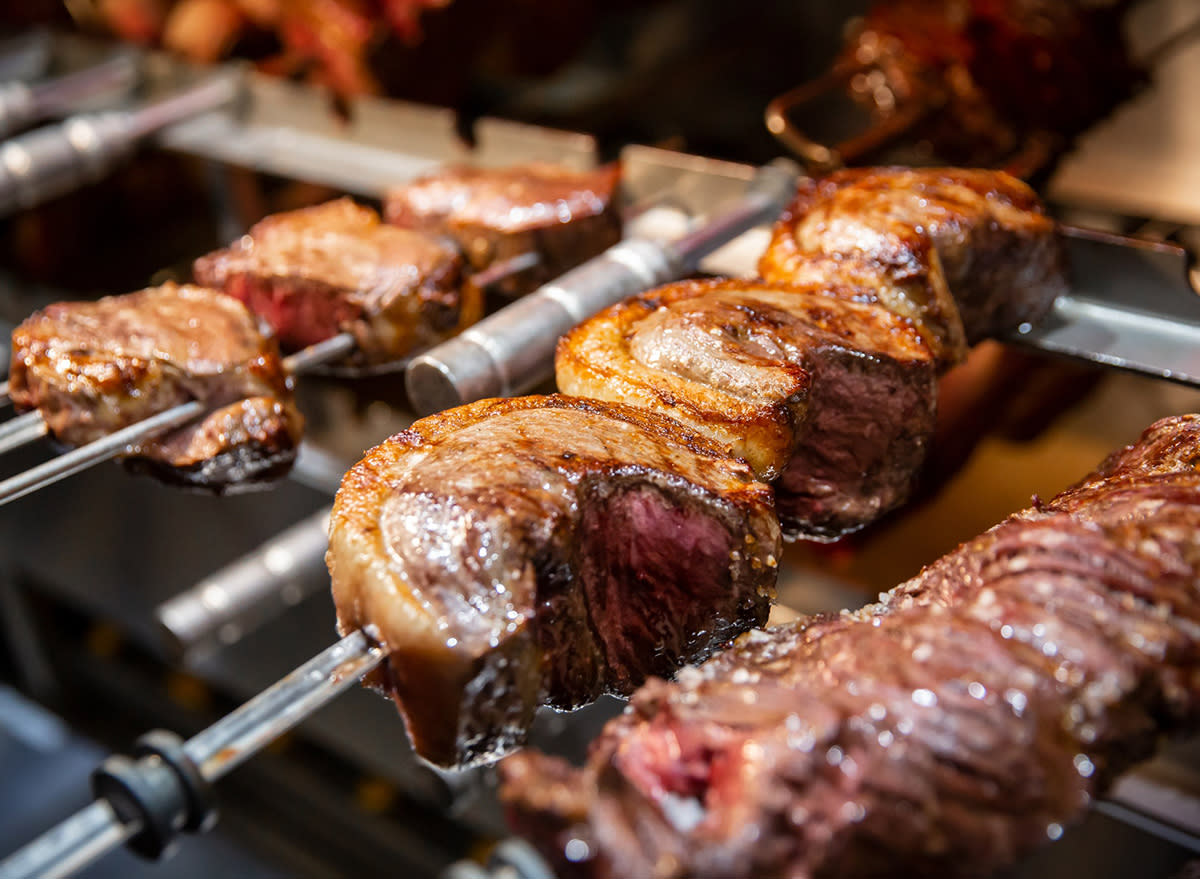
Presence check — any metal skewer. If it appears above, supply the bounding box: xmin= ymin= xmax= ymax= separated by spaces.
xmin=0 ymin=400 xmax=205 ymax=507
xmin=0 ymin=68 xmax=240 ymax=218
xmin=0 ymin=380 xmax=10 ymax=407
xmin=0 ymin=409 xmax=46 ymax=455
xmin=0 ymin=330 xmax=356 ymax=506
xmin=0 ymin=51 xmax=140 ymax=140
xmin=0 ymin=630 xmax=385 ymax=879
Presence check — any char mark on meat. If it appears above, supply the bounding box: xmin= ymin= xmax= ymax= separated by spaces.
xmin=556 ymin=278 xmax=936 ymax=541
xmin=327 ymin=394 xmax=780 ymax=767
xmin=501 ymin=414 xmax=1200 ymax=879
xmin=384 ymin=162 xmax=622 ymax=303
xmin=193 ymin=198 xmax=475 ymax=367
xmin=8 ymin=283 xmax=303 ymax=493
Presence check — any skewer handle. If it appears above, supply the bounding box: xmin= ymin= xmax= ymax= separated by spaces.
xmin=404 ymin=158 xmax=800 ymax=415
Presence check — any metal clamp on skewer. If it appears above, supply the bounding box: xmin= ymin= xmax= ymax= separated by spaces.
xmin=0 ymin=630 xmax=385 ymax=879
xmin=0 ymin=66 xmax=240 ymax=217
xmin=404 ymin=158 xmax=801 ymax=416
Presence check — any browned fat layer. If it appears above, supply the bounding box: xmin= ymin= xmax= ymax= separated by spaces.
xmin=556 ymin=278 xmax=936 ymax=539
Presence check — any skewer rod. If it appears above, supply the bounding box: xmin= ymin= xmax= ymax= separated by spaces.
xmin=183 ymin=629 xmax=383 ymax=780
xmin=281 ymin=331 xmax=356 ymax=374
xmin=0 ymin=801 xmax=139 ymax=879
xmin=0 ymin=410 xmax=44 ymax=455
xmin=0 ymin=400 xmax=203 ymax=507
xmin=0 ymin=381 xmax=9 ymax=406
xmin=0 ymin=631 xmax=383 ymax=879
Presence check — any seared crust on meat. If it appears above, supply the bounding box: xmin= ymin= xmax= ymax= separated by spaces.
xmin=9 ymin=283 xmax=303 ymax=491
xmin=328 ymin=394 xmax=780 ymax=767
xmin=556 ymin=278 xmax=936 ymax=540
xmin=760 ymin=167 xmax=1067 ymax=367
xmin=385 ymin=162 xmax=622 ymax=300
xmin=194 ymin=198 xmax=476 ymax=365
xmin=501 ymin=415 xmax=1200 ymax=879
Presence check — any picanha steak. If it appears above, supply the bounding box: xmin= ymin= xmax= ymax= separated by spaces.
xmin=193 ymin=198 xmax=474 ymax=367
xmin=8 ymin=283 xmax=303 ymax=492
xmin=327 ymin=394 xmax=780 ymax=767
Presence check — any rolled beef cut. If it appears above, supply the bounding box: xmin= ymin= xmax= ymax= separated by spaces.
xmin=384 ymin=162 xmax=622 ymax=300
xmin=8 ymin=283 xmax=303 ymax=492
xmin=327 ymin=394 xmax=780 ymax=767
xmin=193 ymin=198 xmax=475 ymax=366
xmin=555 ymin=278 xmax=937 ymax=541
xmin=502 ymin=414 xmax=1200 ymax=879
xmin=758 ymin=167 xmax=1067 ymax=367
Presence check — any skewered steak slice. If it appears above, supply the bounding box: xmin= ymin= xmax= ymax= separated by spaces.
xmin=327 ymin=394 xmax=781 ymax=767
xmin=501 ymin=414 xmax=1200 ymax=879
xmin=555 ymin=278 xmax=937 ymax=541
xmin=384 ymin=162 xmax=622 ymax=300
xmin=8 ymin=283 xmax=303 ymax=492
xmin=193 ymin=198 xmax=474 ymax=366
xmin=759 ymin=167 xmax=1067 ymax=367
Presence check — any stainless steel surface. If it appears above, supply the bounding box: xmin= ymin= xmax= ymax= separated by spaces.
xmin=0 ymin=631 xmax=383 ymax=879
xmin=1012 ymin=228 xmax=1200 ymax=385
xmin=0 ymin=399 xmax=204 ymax=508
xmin=1105 ymin=755 xmax=1200 ymax=852
xmin=0 ymin=51 xmax=140 ymax=140
xmin=0 ymin=800 xmax=139 ymax=879
xmin=158 ymin=507 xmax=332 ymax=660
xmin=0 ymin=69 xmax=238 ymax=217
xmin=0 ymin=411 xmax=46 ymax=456
xmin=158 ymin=68 xmax=598 ymax=197
xmin=404 ymin=158 xmax=800 ymax=415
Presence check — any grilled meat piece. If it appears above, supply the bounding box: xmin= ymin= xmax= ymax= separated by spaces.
xmin=501 ymin=414 xmax=1200 ymax=879
xmin=759 ymin=167 xmax=1067 ymax=367
xmin=384 ymin=162 xmax=622 ymax=301
xmin=328 ymin=394 xmax=780 ymax=767
xmin=8 ymin=283 xmax=303 ymax=492
xmin=193 ymin=198 xmax=474 ymax=366
xmin=555 ymin=278 xmax=937 ymax=541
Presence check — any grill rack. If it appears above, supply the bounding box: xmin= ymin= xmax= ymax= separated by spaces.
xmin=1 ymin=28 xmax=1200 ymax=879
